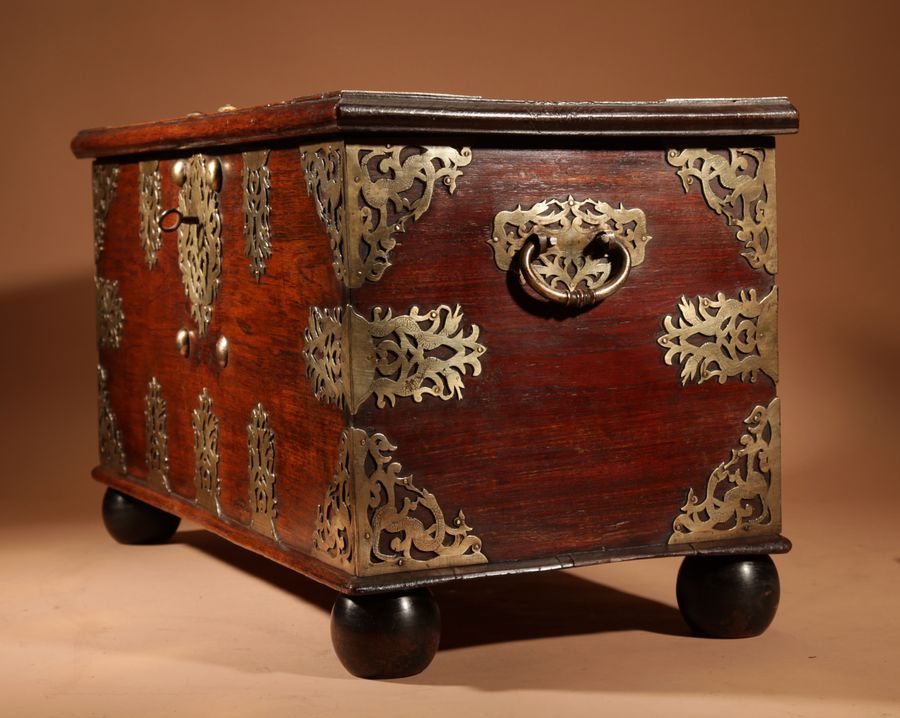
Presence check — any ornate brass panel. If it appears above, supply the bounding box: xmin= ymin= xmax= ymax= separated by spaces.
xmin=303 ymin=304 xmax=486 ymax=413
xmin=144 ymin=378 xmax=170 ymax=492
xmin=95 ymin=276 xmax=124 ymax=349
xmin=247 ymin=403 xmax=278 ymax=540
xmin=658 ymin=287 xmax=778 ymax=385
xmin=301 ymin=144 xmax=472 ymax=287
xmin=97 ymin=365 xmax=125 ymax=473
xmin=192 ymin=388 xmax=221 ymax=516
xmin=313 ymin=427 xmax=487 ymax=575
xmin=667 ymin=148 xmax=777 ymax=274
xmin=92 ymin=164 xmax=119 ymax=261
xmin=174 ymin=155 xmax=223 ymax=335
xmin=300 ymin=143 xmax=344 ymax=282
xmin=490 ymin=196 xmax=652 ymax=292
xmin=138 ymin=160 xmax=162 ymax=268
xmin=242 ymin=150 xmax=272 ymax=281
xmin=669 ymin=397 xmax=781 ymax=544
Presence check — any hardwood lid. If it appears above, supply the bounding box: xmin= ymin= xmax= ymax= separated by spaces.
xmin=71 ymin=91 xmax=799 ymax=159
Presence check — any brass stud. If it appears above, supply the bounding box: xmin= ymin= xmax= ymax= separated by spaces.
xmin=215 ymin=335 xmax=229 ymax=368
xmin=176 ymin=328 xmax=191 ymax=358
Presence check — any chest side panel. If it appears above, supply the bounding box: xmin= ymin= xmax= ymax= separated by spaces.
xmin=347 ymin=145 xmax=779 ymax=565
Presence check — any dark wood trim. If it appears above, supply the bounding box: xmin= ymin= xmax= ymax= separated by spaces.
xmin=93 ymin=467 xmax=790 ymax=596
xmin=71 ymin=92 xmax=799 ymax=159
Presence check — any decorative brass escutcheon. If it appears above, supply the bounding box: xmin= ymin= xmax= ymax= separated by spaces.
xmin=491 ymin=196 xmax=651 ymax=308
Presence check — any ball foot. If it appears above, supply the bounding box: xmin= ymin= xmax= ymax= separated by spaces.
xmin=676 ymin=554 xmax=780 ymax=638
xmin=331 ymin=589 xmax=441 ymax=679
xmin=101 ymin=488 xmax=180 ymax=545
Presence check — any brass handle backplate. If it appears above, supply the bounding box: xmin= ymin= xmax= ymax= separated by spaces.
xmin=489 ymin=195 xmax=652 ymax=308
xmin=519 ymin=233 xmax=631 ymax=308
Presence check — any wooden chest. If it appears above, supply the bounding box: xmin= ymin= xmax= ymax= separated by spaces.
xmin=72 ymin=92 xmax=798 ymax=678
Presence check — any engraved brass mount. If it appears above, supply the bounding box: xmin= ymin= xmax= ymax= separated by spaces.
xmin=659 ymin=287 xmax=778 ymax=385
xmin=166 ymin=155 xmax=223 ymax=336
xmin=669 ymin=398 xmax=781 ymax=544
xmin=491 ymin=197 xmax=651 ymax=307
xmin=667 ymin=148 xmax=777 ymax=274
xmin=313 ymin=427 xmax=487 ymax=575
xmin=301 ymin=143 xmax=472 ymax=287
xmin=303 ymin=304 xmax=486 ymax=413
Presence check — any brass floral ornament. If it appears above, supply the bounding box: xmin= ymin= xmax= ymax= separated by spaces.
xmin=144 ymin=378 xmax=170 ymax=492
xmin=247 ymin=403 xmax=278 ymax=540
xmin=92 ymin=164 xmax=119 ymax=261
xmin=242 ymin=150 xmax=272 ymax=281
xmin=669 ymin=398 xmax=781 ymax=544
xmin=303 ymin=304 xmax=486 ymax=413
xmin=138 ymin=160 xmax=162 ymax=268
xmin=192 ymin=388 xmax=221 ymax=516
xmin=301 ymin=143 xmax=472 ymax=287
xmin=95 ymin=276 xmax=124 ymax=349
xmin=658 ymin=287 xmax=778 ymax=385
xmin=97 ymin=365 xmax=126 ymax=474
xmin=174 ymin=155 xmax=223 ymax=335
xmin=666 ymin=148 xmax=777 ymax=274
xmin=313 ymin=427 xmax=487 ymax=575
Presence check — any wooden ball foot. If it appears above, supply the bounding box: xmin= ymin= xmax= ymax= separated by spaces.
xmin=676 ymin=554 xmax=780 ymax=638
xmin=101 ymin=488 xmax=180 ymax=545
xmin=331 ymin=589 xmax=441 ymax=679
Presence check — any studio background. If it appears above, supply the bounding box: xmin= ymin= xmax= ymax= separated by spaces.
xmin=1 ymin=1 xmax=897 ymax=716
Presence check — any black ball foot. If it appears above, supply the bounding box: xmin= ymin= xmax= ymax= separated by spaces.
xmin=331 ymin=589 xmax=441 ymax=679
xmin=101 ymin=488 xmax=181 ymax=545
xmin=676 ymin=554 xmax=780 ymax=638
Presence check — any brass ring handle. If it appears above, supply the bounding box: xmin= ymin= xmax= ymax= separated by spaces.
xmin=519 ymin=234 xmax=632 ymax=308
xmin=158 ymin=208 xmax=199 ymax=233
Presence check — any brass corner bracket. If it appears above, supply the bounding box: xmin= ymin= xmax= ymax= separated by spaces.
xmin=313 ymin=427 xmax=487 ymax=575
xmin=669 ymin=397 xmax=781 ymax=544
xmin=658 ymin=286 xmax=778 ymax=385
xmin=300 ymin=143 xmax=472 ymax=287
xmin=303 ymin=303 xmax=486 ymax=413
xmin=666 ymin=148 xmax=777 ymax=274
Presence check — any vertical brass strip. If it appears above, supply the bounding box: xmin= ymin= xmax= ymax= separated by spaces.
xmin=97 ymin=365 xmax=126 ymax=474
xmin=95 ymin=276 xmax=124 ymax=349
xmin=144 ymin=378 xmax=170 ymax=492
xmin=247 ymin=403 xmax=278 ymax=540
xmin=242 ymin=150 xmax=272 ymax=281
xmin=192 ymin=388 xmax=221 ymax=516
xmin=92 ymin=164 xmax=119 ymax=261
xmin=138 ymin=160 xmax=162 ymax=268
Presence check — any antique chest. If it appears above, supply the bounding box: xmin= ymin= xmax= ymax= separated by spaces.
xmin=72 ymin=92 xmax=798 ymax=678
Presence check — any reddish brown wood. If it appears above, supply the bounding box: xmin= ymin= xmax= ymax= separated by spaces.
xmin=71 ymin=92 xmax=798 ymax=159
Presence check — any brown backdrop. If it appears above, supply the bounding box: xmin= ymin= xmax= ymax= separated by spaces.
xmin=1 ymin=1 xmax=898 ymax=714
